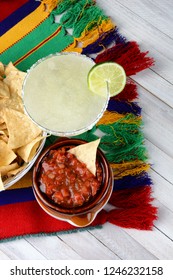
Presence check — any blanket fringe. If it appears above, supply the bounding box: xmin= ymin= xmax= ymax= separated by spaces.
xmin=113 ymin=79 xmax=138 ymax=101
xmin=97 ymin=111 xmax=141 ymax=125
xmin=104 ymin=204 xmax=157 ymax=230
xmin=111 ymin=160 xmax=150 ymax=179
xmin=107 ymin=99 xmax=141 ymax=116
xmin=109 ymin=186 xmax=154 ymax=208
xmin=82 ymin=27 xmax=126 ymax=55
xmin=42 ymin=0 xmax=59 ymax=13
xmin=102 ymin=186 xmax=158 ymax=230
xmin=114 ymin=172 xmax=153 ymax=190
xmin=95 ymin=41 xmax=155 ymax=76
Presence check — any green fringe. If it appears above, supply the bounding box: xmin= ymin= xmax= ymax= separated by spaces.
xmin=45 ymin=113 xmax=148 ymax=164
xmin=0 ymin=225 xmax=102 ymax=243
xmin=55 ymin=0 xmax=108 ymax=37
xmin=98 ymin=116 xmax=147 ymax=163
xmin=55 ymin=0 xmax=80 ymax=14
xmin=73 ymin=114 xmax=148 ymax=163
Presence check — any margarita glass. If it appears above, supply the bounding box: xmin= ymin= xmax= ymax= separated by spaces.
xmin=22 ymin=52 xmax=109 ymax=136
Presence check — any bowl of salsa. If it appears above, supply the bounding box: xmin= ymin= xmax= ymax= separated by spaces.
xmin=32 ymin=138 xmax=113 ymax=227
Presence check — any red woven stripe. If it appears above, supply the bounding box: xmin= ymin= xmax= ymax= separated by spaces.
xmin=0 ymin=0 xmax=29 ymax=22
xmin=0 ymin=200 xmax=103 ymax=240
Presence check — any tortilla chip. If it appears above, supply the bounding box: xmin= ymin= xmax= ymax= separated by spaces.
xmin=0 ymin=80 xmax=10 ymax=99
xmin=68 ymin=139 xmax=101 ymax=175
xmin=0 ymin=163 xmax=19 ymax=176
xmin=7 ymin=165 xmax=26 ymax=176
xmin=0 ymin=62 xmax=44 ymax=189
xmin=4 ymin=62 xmax=18 ymax=75
xmin=0 ymin=130 xmax=6 ymax=135
xmin=4 ymin=62 xmax=26 ymax=97
xmin=0 ymin=90 xmax=23 ymax=113
xmin=0 ymin=62 xmax=4 ymax=77
xmin=0 ymin=130 xmax=8 ymax=143
xmin=0 ymin=174 xmax=4 ymax=191
xmin=0 ymin=122 xmax=6 ymax=130
xmin=0 ymin=139 xmax=17 ymax=165
xmin=17 ymin=135 xmax=45 ymax=163
xmin=1 ymin=107 xmax=41 ymax=149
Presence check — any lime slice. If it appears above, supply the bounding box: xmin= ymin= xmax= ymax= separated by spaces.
xmin=87 ymin=62 xmax=126 ymax=97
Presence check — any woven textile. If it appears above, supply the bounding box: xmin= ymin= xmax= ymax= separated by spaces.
xmin=0 ymin=0 xmax=157 ymax=241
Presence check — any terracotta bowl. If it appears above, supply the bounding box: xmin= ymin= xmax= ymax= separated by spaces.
xmin=32 ymin=138 xmax=113 ymax=227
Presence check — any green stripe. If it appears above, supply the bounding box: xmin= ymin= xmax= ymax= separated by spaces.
xmin=0 ymin=17 xmax=73 ymax=71
xmin=16 ymin=27 xmax=74 ymax=71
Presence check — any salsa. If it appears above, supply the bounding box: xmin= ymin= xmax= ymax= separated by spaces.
xmin=38 ymin=147 xmax=102 ymax=208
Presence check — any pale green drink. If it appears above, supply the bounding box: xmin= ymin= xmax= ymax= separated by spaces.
xmin=23 ymin=53 xmax=109 ymax=136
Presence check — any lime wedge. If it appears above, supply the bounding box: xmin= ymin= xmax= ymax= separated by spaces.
xmin=87 ymin=62 xmax=126 ymax=97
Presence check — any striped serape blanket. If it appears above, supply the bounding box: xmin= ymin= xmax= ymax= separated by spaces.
xmin=0 ymin=0 xmax=157 ymax=241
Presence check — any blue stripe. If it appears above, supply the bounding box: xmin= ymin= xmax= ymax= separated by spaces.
xmin=0 ymin=173 xmax=152 ymax=205
xmin=0 ymin=187 xmax=35 ymax=206
xmin=0 ymin=0 xmax=40 ymax=36
xmin=108 ymin=99 xmax=141 ymax=116
xmin=114 ymin=173 xmax=152 ymax=190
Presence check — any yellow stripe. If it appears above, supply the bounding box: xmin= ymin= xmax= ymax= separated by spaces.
xmin=63 ymin=40 xmax=82 ymax=53
xmin=97 ymin=110 xmax=142 ymax=125
xmin=8 ymin=171 xmax=32 ymax=190
xmin=97 ymin=111 xmax=125 ymax=125
xmin=0 ymin=1 xmax=58 ymax=54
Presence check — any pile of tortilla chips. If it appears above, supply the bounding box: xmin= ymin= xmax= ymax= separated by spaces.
xmin=0 ymin=62 xmax=45 ymax=190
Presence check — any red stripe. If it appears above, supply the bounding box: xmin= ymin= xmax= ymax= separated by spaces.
xmin=0 ymin=201 xmax=104 ymax=240
xmin=0 ymin=0 xmax=29 ymax=22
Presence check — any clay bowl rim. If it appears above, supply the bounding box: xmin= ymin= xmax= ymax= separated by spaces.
xmin=33 ymin=138 xmax=112 ymax=215
xmin=33 ymin=176 xmax=113 ymax=227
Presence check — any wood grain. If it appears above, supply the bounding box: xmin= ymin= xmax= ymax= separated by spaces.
xmin=0 ymin=0 xmax=173 ymax=260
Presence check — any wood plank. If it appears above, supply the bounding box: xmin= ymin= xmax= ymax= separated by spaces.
xmin=154 ymin=200 xmax=173 ymax=241
xmin=58 ymin=230 xmax=120 ymax=259
xmin=145 ymin=140 xmax=173 ymax=184
xmin=141 ymin=111 xmax=173 ymax=158
xmin=123 ymin=225 xmax=173 ymax=259
xmin=151 ymin=169 xmax=173 ymax=212
xmin=151 ymin=0 xmax=173 ymax=22
xmin=139 ymin=84 xmax=173 ymax=130
xmin=25 ymin=235 xmax=83 ymax=260
xmin=133 ymin=71 xmax=173 ymax=108
xmin=0 ymin=239 xmax=46 ymax=260
xmin=119 ymin=0 xmax=173 ymax=39
xmin=88 ymin=223 xmax=158 ymax=260
xmin=0 ymin=250 xmax=11 ymax=260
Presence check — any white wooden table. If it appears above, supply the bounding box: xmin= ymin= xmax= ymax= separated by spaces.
xmin=0 ymin=0 xmax=173 ymax=260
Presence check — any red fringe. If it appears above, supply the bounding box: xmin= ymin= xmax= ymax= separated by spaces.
xmin=113 ymin=80 xmax=138 ymax=101
xmin=106 ymin=204 xmax=158 ymax=230
xmin=95 ymin=41 xmax=155 ymax=76
xmin=109 ymin=186 xmax=154 ymax=208
xmin=99 ymin=186 xmax=158 ymax=230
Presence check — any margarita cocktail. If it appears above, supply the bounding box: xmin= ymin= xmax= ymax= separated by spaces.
xmin=23 ymin=52 xmax=109 ymax=136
